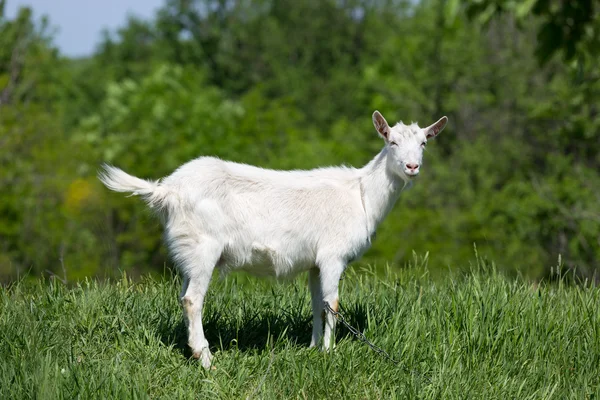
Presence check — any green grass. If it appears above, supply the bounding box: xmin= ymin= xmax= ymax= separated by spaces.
xmin=1 ymin=262 xmax=599 ymax=399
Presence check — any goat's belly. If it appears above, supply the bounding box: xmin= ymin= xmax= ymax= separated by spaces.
xmin=221 ymin=242 xmax=314 ymax=278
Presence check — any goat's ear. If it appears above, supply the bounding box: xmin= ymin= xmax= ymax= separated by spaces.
xmin=424 ymin=116 xmax=448 ymax=139
xmin=372 ymin=110 xmax=390 ymax=140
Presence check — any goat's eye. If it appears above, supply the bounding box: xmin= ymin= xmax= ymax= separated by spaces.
xmin=390 ymin=141 xmax=398 ymax=147
xmin=421 ymin=141 xmax=427 ymax=147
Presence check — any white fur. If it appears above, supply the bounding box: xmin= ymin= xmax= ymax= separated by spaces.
xmin=98 ymin=111 xmax=447 ymax=368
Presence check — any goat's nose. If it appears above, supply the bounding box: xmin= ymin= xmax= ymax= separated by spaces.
xmin=406 ymin=163 xmax=419 ymax=171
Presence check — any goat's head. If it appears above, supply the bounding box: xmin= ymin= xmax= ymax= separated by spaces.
xmin=372 ymin=111 xmax=447 ymax=180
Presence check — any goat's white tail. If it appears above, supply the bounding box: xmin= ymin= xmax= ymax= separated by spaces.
xmin=98 ymin=164 xmax=172 ymax=211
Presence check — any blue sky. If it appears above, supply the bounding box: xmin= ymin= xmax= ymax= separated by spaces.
xmin=5 ymin=0 xmax=164 ymax=57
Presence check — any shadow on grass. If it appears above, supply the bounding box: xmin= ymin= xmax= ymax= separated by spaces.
xmin=157 ymin=301 xmax=371 ymax=357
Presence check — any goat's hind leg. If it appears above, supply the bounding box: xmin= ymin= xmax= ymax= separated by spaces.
xmin=177 ymin=238 xmax=222 ymax=369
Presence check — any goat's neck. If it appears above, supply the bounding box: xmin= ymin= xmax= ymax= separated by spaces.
xmin=359 ymin=147 xmax=406 ymax=235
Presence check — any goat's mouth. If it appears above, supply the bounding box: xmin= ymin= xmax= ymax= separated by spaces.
xmin=404 ymin=169 xmax=419 ymax=178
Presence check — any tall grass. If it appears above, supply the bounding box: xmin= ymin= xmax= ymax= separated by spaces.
xmin=1 ymin=260 xmax=599 ymax=399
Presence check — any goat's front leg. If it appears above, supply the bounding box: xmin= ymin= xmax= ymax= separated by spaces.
xmin=309 ymin=268 xmax=323 ymax=347
xmin=318 ymin=259 xmax=345 ymax=351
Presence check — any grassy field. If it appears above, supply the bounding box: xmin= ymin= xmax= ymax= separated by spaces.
xmin=1 ymin=260 xmax=599 ymax=399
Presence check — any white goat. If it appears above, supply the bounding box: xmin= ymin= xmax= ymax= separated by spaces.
xmin=99 ymin=111 xmax=447 ymax=368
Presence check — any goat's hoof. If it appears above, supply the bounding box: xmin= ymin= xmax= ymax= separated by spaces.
xmin=321 ymin=344 xmax=336 ymax=353
xmin=192 ymin=348 xmax=213 ymax=369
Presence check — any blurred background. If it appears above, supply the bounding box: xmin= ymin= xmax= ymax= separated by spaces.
xmin=0 ymin=0 xmax=598 ymax=282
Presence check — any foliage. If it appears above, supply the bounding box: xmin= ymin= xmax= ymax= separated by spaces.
xmin=0 ymin=0 xmax=598 ymax=281
xmin=462 ymin=0 xmax=599 ymax=64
